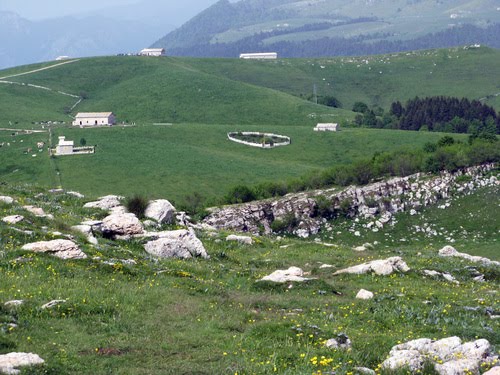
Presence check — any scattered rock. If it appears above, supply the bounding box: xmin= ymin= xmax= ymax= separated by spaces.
xmin=67 ymin=191 xmax=84 ymax=199
xmin=354 ymin=367 xmax=376 ymax=375
xmin=260 ymin=267 xmax=311 ymax=283
xmin=21 ymin=240 xmax=87 ymax=260
xmin=2 ymin=216 xmax=24 ymax=225
xmin=439 ymin=246 xmax=500 ymax=267
xmin=226 ymin=234 xmax=253 ymax=245
xmin=4 ymin=300 xmax=24 ymax=307
xmin=144 ymin=230 xmax=209 ymax=259
xmin=41 ymin=300 xmax=66 ymax=309
xmin=325 ymin=333 xmax=352 ymax=350
xmin=356 ymin=289 xmax=374 ymax=300
xmin=353 ymin=245 xmax=367 ymax=252
xmin=423 ymin=270 xmax=459 ymax=284
xmin=71 ymin=225 xmax=98 ymax=245
xmin=319 ymin=264 xmax=334 ymax=269
xmin=0 ymin=353 xmax=44 ymax=374
xmin=0 ymin=196 xmax=14 ymax=205
xmin=382 ymin=337 xmax=498 ymax=375
xmin=102 ymin=213 xmax=144 ymax=238
xmin=334 ymin=257 xmax=410 ymax=276
xmin=83 ymin=195 xmax=123 ymax=211
xmin=22 ymin=206 xmax=53 ymax=219
xmin=145 ymin=199 xmax=176 ymax=224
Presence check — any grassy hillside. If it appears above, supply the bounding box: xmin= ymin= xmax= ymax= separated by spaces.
xmin=0 ymin=180 xmax=498 ymax=374
xmin=1 ymin=57 xmax=347 ymax=127
xmin=186 ymin=46 xmax=500 ymax=111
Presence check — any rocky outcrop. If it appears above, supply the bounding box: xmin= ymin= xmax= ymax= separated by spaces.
xmin=0 ymin=353 xmax=44 ymax=374
xmin=144 ymin=230 xmax=209 ymax=259
xmin=203 ymin=164 xmax=496 ymax=237
xmin=226 ymin=234 xmax=253 ymax=245
xmin=83 ymin=195 xmax=123 ymax=211
xmin=21 ymin=240 xmax=87 ymax=260
xmin=2 ymin=216 xmax=24 ymax=224
xmin=439 ymin=246 xmax=500 ymax=267
xmin=102 ymin=213 xmax=144 ymax=238
xmin=259 ymin=267 xmax=311 ymax=283
xmin=334 ymin=257 xmax=410 ymax=276
xmin=145 ymin=199 xmax=176 ymax=224
xmin=423 ymin=270 xmax=459 ymax=283
xmin=382 ymin=337 xmax=498 ymax=375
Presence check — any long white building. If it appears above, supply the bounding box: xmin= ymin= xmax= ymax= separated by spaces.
xmin=73 ymin=112 xmax=116 ymax=127
xmin=239 ymin=52 xmax=278 ymax=60
xmin=139 ymin=48 xmax=166 ymax=57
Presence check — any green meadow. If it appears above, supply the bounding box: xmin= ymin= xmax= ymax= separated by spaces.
xmin=0 ymin=181 xmax=498 ymax=374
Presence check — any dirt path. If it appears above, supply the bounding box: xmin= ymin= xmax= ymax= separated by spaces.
xmin=0 ymin=59 xmax=80 ymax=80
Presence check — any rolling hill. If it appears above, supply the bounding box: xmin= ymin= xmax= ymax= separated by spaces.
xmin=0 ymin=48 xmax=497 ymax=201
xmin=153 ymin=0 xmax=500 ymax=57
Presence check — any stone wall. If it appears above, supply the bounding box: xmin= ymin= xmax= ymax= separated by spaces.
xmin=203 ymin=164 xmax=497 ymax=238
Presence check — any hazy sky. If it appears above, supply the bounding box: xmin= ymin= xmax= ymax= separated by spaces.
xmin=0 ymin=0 xmax=216 ymax=20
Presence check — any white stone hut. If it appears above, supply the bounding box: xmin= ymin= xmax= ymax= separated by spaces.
xmin=73 ymin=112 xmax=115 ymax=127
xmin=314 ymin=123 xmax=339 ymax=132
xmin=139 ymin=48 xmax=166 ymax=57
xmin=239 ymin=52 xmax=278 ymax=60
xmin=55 ymin=137 xmax=74 ymax=155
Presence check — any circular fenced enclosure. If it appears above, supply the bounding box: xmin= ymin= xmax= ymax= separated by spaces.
xmin=227 ymin=132 xmax=291 ymax=149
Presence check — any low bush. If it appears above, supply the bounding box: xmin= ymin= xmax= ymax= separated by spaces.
xmin=126 ymin=195 xmax=148 ymax=219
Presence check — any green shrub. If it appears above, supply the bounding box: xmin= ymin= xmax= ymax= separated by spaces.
xmin=270 ymin=213 xmax=298 ymax=234
xmin=224 ymin=185 xmax=256 ymax=204
xmin=126 ymin=195 xmax=148 ymax=219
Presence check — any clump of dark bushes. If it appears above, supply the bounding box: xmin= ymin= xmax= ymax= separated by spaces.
xmin=126 ymin=195 xmax=148 ymax=219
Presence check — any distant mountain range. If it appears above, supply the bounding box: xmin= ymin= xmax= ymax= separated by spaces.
xmin=0 ymin=0 xmax=216 ymax=69
xmin=153 ymin=0 xmax=500 ymax=57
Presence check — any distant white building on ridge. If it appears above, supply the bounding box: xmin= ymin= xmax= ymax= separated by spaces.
xmin=73 ymin=112 xmax=115 ymax=127
xmin=139 ymin=48 xmax=166 ymax=57
xmin=314 ymin=123 xmax=339 ymax=132
xmin=239 ymin=52 xmax=278 ymax=60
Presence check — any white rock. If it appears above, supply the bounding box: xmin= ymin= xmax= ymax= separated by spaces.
xmin=67 ymin=191 xmax=84 ymax=198
xmin=83 ymin=195 xmax=123 ymax=210
xmin=382 ymin=337 xmax=498 ymax=374
xmin=354 ymin=231 xmax=361 ymax=237
xmin=260 ymin=267 xmax=310 ymax=283
xmin=22 ymin=206 xmax=53 ymax=219
xmin=145 ymin=199 xmax=176 ymax=224
xmin=439 ymin=245 xmax=500 ymax=267
xmin=144 ymin=230 xmax=209 ymax=259
xmin=353 ymin=246 xmax=366 ymax=252
xmin=2 ymin=215 xmax=24 ymax=224
xmin=22 ymin=240 xmax=87 ymax=260
xmin=102 ymin=213 xmax=144 ymax=237
xmin=356 ymin=289 xmax=374 ymax=300
xmin=484 ymin=367 xmax=500 ymax=375
xmin=4 ymin=300 xmax=24 ymax=307
xmin=353 ymin=367 xmax=376 ymax=375
xmin=0 ymin=353 xmax=44 ymax=374
xmin=410 ymin=209 xmax=417 ymax=215
xmin=334 ymin=257 xmax=410 ymax=276
xmin=226 ymin=234 xmax=253 ymax=245
xmin=319 ymin=264 xmax=334 ymax=269
xmin=325 ymin=334 xmax=352 ymax=350
xmin=41 ymin=300 xmax=66 ymax=309
xmin=0 ymin=196 xmax=14 ymax=205
xmin=423 ymin=270 xmax=458 ymax=284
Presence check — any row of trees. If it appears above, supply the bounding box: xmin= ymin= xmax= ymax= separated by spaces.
xmin=352 ymin=96 xmax=499 ymax=141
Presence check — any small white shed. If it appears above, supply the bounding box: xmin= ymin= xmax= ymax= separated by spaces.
xmin=314 ymin=123 xmax=339 ymax=132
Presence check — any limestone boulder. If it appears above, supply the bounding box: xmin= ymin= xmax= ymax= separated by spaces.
xmin=145 ymin=199 xmax=176 ymax=224
xmin=144 ymin=230 xmax=209 ymax=259
xmin=484 ymin=367 xmax=500 ymax=375
xmin=102 ymin=213 xmax=144 ymax=238
xmin=356 ymin=289 xmax=374 ymax=300
xmin=22 ymin=206 xmax=53 ymax=219
xmin=260 ymin=267 xmax=311 ymax=283
xmin=334 ymin=257 xmax=410 ymax=276
xmin=21 ymin=240 xmax=87 ymax=260
xmin=0 ymin=353 xmax=44 ymax=375
xmin=382 ymin=337 xmax=498 ymax=374
xmin=325 ymin=333 xmax=352 ymax=350
xmin=2 ymin=216 xmax=24 ymax=225
xmin=439 ymin=245 xmax=500 ymax=267
xmin=226 ymin=234 xmax=253 ymax=245
xmin=0 ymin=196 xmax=14 ymax=205
xmin=83 ymin=195 xmax=123 ymax=210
